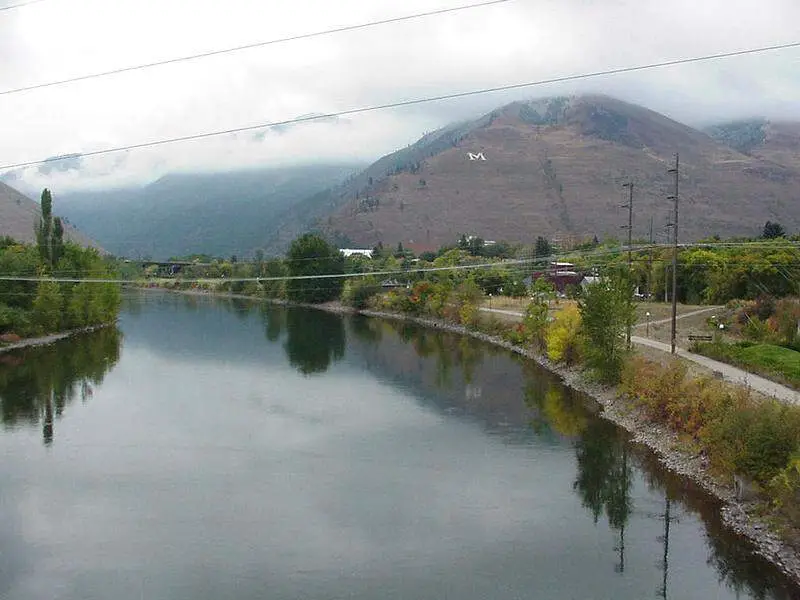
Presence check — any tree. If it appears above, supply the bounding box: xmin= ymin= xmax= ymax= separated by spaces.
xmin=32 ymin=279 xmax=63 ymax=334
xmin=763 ymin=221 xmax=786 ymax=239
xmin=51 ymin=217 xmax=64 ymax=266
xmin=467 ymin=236 xmax=485 ymax=257
xmin=535 ymin=236 xmax=552 ymax=259
xmin=579 ymin=273 xmax=635 ymax=383
xmin=35 ymin=189 xmax=64 ymax=269
xmin=285 ymin=234 xmax=344 ymax=303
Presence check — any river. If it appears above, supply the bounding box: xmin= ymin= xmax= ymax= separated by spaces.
xmin=0 ymin=291 xmax=796 ymax=599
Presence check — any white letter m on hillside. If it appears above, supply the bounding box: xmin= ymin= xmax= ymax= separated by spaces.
xmin=467 ymin=152 xmax=486 ymax=161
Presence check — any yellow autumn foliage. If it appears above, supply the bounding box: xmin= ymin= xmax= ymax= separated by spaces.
xmin=546 ymin=305 xmax=582 ymax=364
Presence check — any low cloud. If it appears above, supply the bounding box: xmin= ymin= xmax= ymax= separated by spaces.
xmin=1 ymin=0 xmax=798 ymax=192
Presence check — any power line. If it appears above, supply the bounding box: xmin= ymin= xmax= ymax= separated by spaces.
xmin=0 ymin=0 xmax=515 ymax=97
xmin=0 ymin=0 xmax=50 ymax=12
xmin=1 ymin=240 xmax=798 ymax=284
xmin=3 ymin=40 xmax=800 ymax=172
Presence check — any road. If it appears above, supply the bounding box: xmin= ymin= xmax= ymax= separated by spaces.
xmin=480 ymin=307 xmax=800 ymax=404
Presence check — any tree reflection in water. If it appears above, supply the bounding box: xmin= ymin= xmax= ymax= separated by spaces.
xmin=524 ymin=370 xmax=633 ymax=575
xmin=636 ymin=449 xmax=798 ymax=600
xmin=0 ymin=327 xmax=122 ymax=445
xmin=282 ymin=308 xmax=345 ymax=376
xmin=527 ymin=365 xmax=796 ymax=599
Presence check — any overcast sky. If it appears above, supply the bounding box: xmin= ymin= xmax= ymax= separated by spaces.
xmin=1 ymin=0 xmax=799 ymax=191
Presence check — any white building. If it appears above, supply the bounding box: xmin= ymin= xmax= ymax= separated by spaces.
xmin=340 ymin=248 xmax=373 ymax=259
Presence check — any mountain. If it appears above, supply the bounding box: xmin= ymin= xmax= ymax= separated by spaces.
xmin=707 ymin=120 xmax=800 ymax=171
xmin=316 ymin=95 xmax=800 ymax=250
xmin=57 ymin=164 xmax=361 ymax=259
xmin=0 ymin=181 xmax=100 ymax=249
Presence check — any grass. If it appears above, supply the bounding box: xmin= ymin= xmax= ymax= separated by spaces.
xmin=693 ymin=341 xmax=800 ymax=391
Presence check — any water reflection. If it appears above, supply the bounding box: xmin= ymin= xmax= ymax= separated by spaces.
xmin=0 ymin=327 xmax=122 ymax=445
xmin=1 ymin=298 xmax=797 ymax=599
xmin=261 ymin=304 xmax=285 ymax=342
xmin=283 ymin=308 xmax=345 ymax=375
xmin=345 ymin=316 xmax=796 ymax=598
xmin=637 ymin=450 xmax=796 ymax=600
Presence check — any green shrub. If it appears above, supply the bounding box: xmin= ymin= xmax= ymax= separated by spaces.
xmin=522 ymin=300 xmax=549 ymax=350
xmin=622 ymin=355 xmax=800 ymax=490
xmin=704 ymin=398 xmax=800 ymax=484
xmin=772 ymin=297 xmax=800 ymax=348
xmin=342 ymin=279 xmax=380 ymax=310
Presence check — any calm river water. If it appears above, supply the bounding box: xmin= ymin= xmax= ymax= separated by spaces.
xmin=0 ymin=291 xmax=797 ymax=599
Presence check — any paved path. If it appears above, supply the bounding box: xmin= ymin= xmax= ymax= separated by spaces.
xmin=634 ymin=306 xmax=722 ymax=328
xmin=482 ymin=307 xmax=528 ymax=318
xmin=480 ymin=306 xmax=800 ymax=404
xmin=631 ymin=336 xmax=800 ymax=404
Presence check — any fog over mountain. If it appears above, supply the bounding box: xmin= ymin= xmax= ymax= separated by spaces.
xmin=1 ymin=0 xmax=798 ymax=193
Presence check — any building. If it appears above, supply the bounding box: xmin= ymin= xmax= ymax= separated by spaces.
xmin=531 ymin=262 xmax=585 ymax=294
xmin=340 ymin=248 xmax=373 ymax=259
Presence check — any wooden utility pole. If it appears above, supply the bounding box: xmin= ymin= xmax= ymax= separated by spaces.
xmin=648 ymin=215 xmax=654 ymax=298
xmin=667 ymin=154 xmax=679 ymax=355
xmin=622 ymin=182 xmax=634 ymax=348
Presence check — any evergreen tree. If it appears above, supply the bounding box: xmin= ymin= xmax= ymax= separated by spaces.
xmin=762 ymin=221 xmax=786 ymax=239
xmin=535 ymin=236 xmax=552 ymax=259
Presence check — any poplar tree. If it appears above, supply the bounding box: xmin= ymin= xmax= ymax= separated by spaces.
xmin=35 ymin=188 xmax=65 ymax=269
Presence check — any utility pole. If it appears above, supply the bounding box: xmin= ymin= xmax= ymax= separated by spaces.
xmin=621 ymin=181 xmax=634 ymax=348
xmin=667 ymin=154 xmax=679 ymax=355
xmin=648 ymin=215 xmax=654 ymax=299
xmin=662 ymin=216 xmax=671 ymax=304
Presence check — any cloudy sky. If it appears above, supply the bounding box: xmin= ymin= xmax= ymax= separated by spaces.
xmin=1 ymin=0 xmax=799 ymax=191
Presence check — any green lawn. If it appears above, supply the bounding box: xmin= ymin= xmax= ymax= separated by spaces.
xmin=693 ymin=341 xmax=800 ymax=391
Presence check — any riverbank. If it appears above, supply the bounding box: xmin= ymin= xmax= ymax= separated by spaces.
xmin=0 ymin=324 xmax=113 ymax=354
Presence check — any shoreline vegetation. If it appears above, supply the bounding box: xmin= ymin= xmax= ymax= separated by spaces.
xmin=0 ymin=190 xmax=122 ymax=341
xmin=144 ymin=284 xmax=800 ymax=587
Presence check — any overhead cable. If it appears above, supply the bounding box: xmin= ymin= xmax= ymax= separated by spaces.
xmin=0 ymin=0 xmax=50 ymax=12
xmin=0 ymin=0 xmax=514 ymax=96
xmin=3 ymin=40 xmax=799 ymax=172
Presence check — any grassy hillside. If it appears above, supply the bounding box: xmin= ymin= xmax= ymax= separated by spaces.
xmin=321 ymin=95 xmax=800 ymax=250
